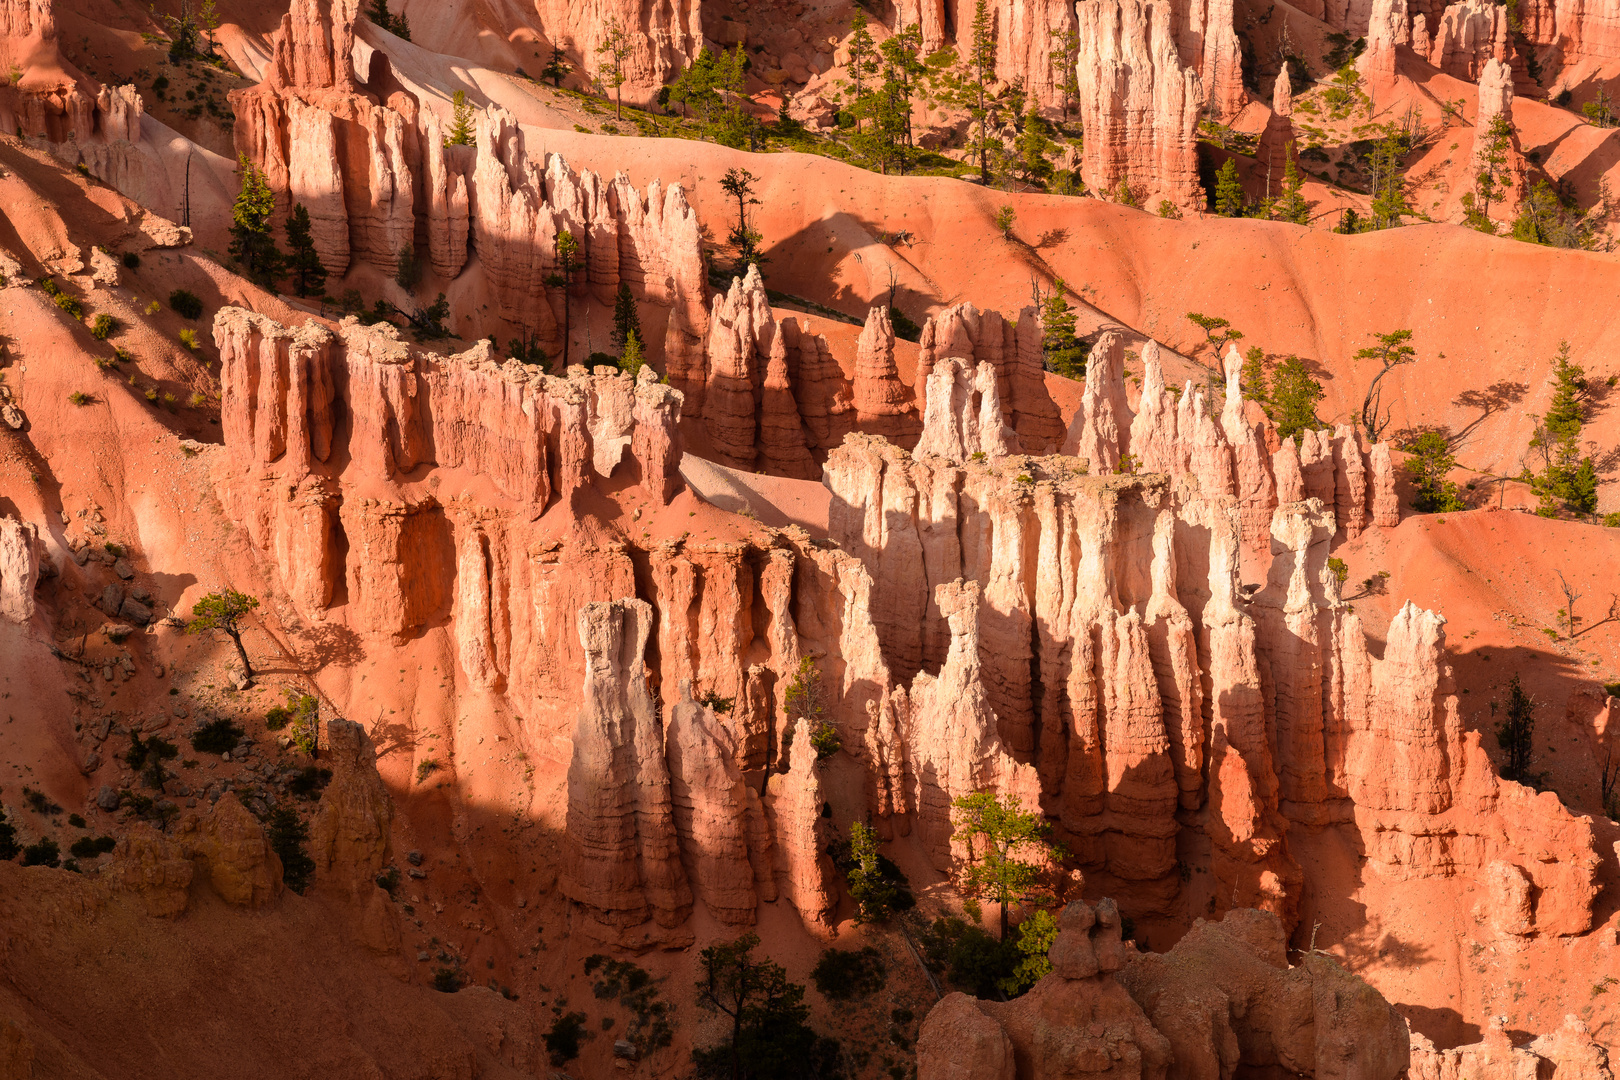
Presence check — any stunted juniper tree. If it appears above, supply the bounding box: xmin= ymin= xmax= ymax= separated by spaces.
xmin=719 ymin=167 xmax=764 ymax=276
xmin=186 ymin=589 xmax=260 ymax=678
xmin=1355 ymin=328 xmax=1416 ymax=439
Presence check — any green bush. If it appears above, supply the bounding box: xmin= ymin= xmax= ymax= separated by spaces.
xmin=169 ymin=289 xmax=204 ymax=319
xmin=919 ymin=916 xmax=1021 ymax=998
xmin=122 ymin=251 xmax=141 ymax=269
xmin=179 ymin=328 xmax=201 ymax=351
xmin=91 ymin=314 xmax=117 ymax=340
xmin=811 ymin=946 xmax=886 ymax=1001
xmin=265 ymin=807 xmax=315 ymax=893
xmin=21 ymin=837 xmax=60 ymax=867
xmin=432 ymin=966 xmax=466 ymax=992
xmin=544 ymin=1011 xmax=589 ymax=1065
xmin=264 ymin=705 xmax=291 ymax=730
xmin=190 ymin=717 xmax=244 ymax=755
xmin=53 ymin=291 xmax=84 ymax=319
xmin=69 ymin=835 xmax=117 ymax=859
xmin=69 ymin=391 xmax=91 ymax=406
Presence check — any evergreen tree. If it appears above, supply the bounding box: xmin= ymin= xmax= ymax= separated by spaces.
xmin=596 ymin=16 xmax=632 ymax=120
xmin=1354 ymin=328 xmax=1416 ymax=439
xmin=540 ymin=45 xmax=572 ymax=88
xmin=186 ymin=589 xmax=260 ymax=677
xmin=1528 ymin=341 xmax=1599 ymax=517
xmin=1049 ymin=28 xmax=1081 ymax=119
xmin=950 ymin=791 xmax=1057 ymax=939
xmin=284 ymin=203 xmax=327 ymax=298
xmin=549 ymin=230 xmax=582 ymax=369
xmin=611 ymin=281 xmax=643 ymax=352
xmin=1464 ymin=111 xmax=1513 ymax=234
xmin=1240 ymin=346 xmax=1270 ymax=405
xmin=228 ymin=159 xmax=283 ymax=289
xmin=845 ymin=8 xmax=878 ymax=126
xmin=846 ymin=822 xmax=898 ymax=924
xmin=618 ymin=329 xmax=645 ymax=378
xmin=1213 ymin=159 xmax=1246 ymax=217
xmin=1366 ymin=126 xmax=1413 ymax=229
xmin=1273 ymin=153 xmax=1312 ymax=224
xmin=719 ymin=167 xmax=764 ymax=275
xmin=947 ymin=0 xmax=1001 ymax=184
xmin=1495 ymin=675 xmax=1540 ymax=786
xmin=1016 ymin=105 xmax=1054 ymax=183
xmin=1404 ymin=431 xmax=1466 ymax=512
xmin=366 ymin=0 xmax=409 ymax=39
xmin=1114 ymin=176 xmax=1142 ymax=208
xmin=1269 ymin=355 xmax=1325 ymax=441
xmin=692 ymin=934 xmax=839 ymax=1080
xmin=1041 ymin=278 xmax=1086 ymax=380
xmin=445 ymin=90 xmax=476 ymax=146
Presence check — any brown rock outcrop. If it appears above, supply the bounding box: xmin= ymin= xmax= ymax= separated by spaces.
xmin=1405 ymin=1013 xmax=1611 ymax=1080
xmin=853 ymin=306 xmax=922 ymax=442
xmin=0 ymin=515 xmax=39 ymax=623
xmin=703 ymin=266 xmax=775 ymax=469
xmin=563 ymin=598 xmax=695 ymax=940
xmin=765 ymin=716 xmax=839 ymax=928
xmin=309 ymin=718 xmax=393 ymax=897
xmin=1370 ymin=442 xmax=1400 ymax=526
xmin=1075 ymin=0 xmax=1204 ymax=212
xmin=1117 ymin=909 xmax=1411 ymax=1080
xmin=532 ymin=0 xmax=701 ymax=105
xmin=1061 ymin=330 xmax=1134 ymax=471
xmin=176 ymin=794 xmax=285 ymax=908
xmin=1427 ymin=0 xmax=1509 ymax=80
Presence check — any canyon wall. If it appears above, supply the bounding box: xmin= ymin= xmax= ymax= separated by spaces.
xmin=214 ymin=305 xmax=1602 ymax=944
xmin=918 ymin=901 xmax=1411 ymax=1080
xmin=1075 ymin=0 xmax=1205 ymax=213
xmin=229 ymin=0 xmax=709 ymax=354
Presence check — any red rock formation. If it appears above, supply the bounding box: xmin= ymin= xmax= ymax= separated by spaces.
xmin=916 ymin=302 xmax=1063 ymax=453
xmin=1176 ymin=0 xmax=1246 ymax=120
xmin=1409 ymin=1014 xmax=1613 ymax=1080
xmin=1221 ymin=345 xmax=1279 ymax=545
xmin=0 ymin=514 xmax=39 ymax=623
xmin=1370 ymin=442 xmax=1400 ymax=526
xmin=563 ymin=598 xmax=695 ymax=942
xmin=914 ymin=357 xmax=1016 ymax=462
xmin=1255 ymin=68 xmax=1297 ymax=194
xmin=308 ymin=717 xmax=394 ymax=897
xmin=1427 ymin=0 xmax=1509 ymax=80
xmin=853 ymin=306 xmax=922 ymax=442
xmin=765 ymin=716 xmax=839 ymax=928
xmin=532 ymin=0 xmax=702 ymax=105
xmin=1360 ymin=0 xmax=1411 ymax=84
xmin=1062 ymin=330 xmax=1134 ymax=471
xmin=759 ymin=333 xmax=819 ymax=479
xmin=1117 ymin=909 xmax=1411 ymax=1080
xmin=702 ymin=266 xmax=775 ymax=470
xmin=903 ymin=579 xmax=1043 ymax=871
xmin=1075 ymin=0 xmax=1204 ymax=212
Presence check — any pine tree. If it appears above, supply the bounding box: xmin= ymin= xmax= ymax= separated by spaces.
xmin=612 ymin=281 xmax=643 ymax=352
xmin=944 ymin=0 xmax=1001 ymax=184
xmin=1016 ymin=105 xmax=1053 ymax=184
xmin=950 ymin=791 xmax=1057 ymax=939
xmin=1273 ymin=153 xmax=1311 ymax=224
xmin=1214 ymin=159 xmax=1246 ymax=217
xmin=540 ymin=46 xmax=572 ymax=87
xmin=228 ymin=158 xmax=283 ymax=289
xmin=284 ymin=203 xmax=327 ymax=298
xmin=1404 ymin=432 xmax=1466 ymax=512
xmin=1465 ymin=111 xmax=1513 ymax=233
xmin=720 ymin=167 xmax=764 ymax=275
xmin=618 ymin=329 xmax=645 ymax=378
xmin=445 ymin=90 xmax=476 ymax=146
xmin=1041 ymin=278 xmax=1086 ymax=380
xmin=596 ymin=16 xmax=632 ymax=120
xmin=1049 ymin=28 xmax=1081 ymax=119
xmin=1366 ymin=126 xmax=1412 ymax=229
xmin=1270 ymin=355 xmax=1326 ymax=441
xmin=1529 ymin=341 xmax=1599 ymax=517
xmin=846 ymin=8 xmax=877 ymax=128
xmin=1354 ymin=328 xmax=1416 ymax=439
xmin=1495 ymin=675 xmax=1539 ymax=786
xmin=549 ymin=230 xmax=582 ymax=370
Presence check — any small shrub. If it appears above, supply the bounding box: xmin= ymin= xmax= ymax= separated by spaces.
xmin=265 ymin=807 xmax=315 ymax=892
xmin=992 ymin=204 xmax=1017 ymax=238
xmin=163 ymin=392 xmax=177 ymax=411
xmin=91 ymin=314 xmax=117 ymax=340
xmin=544 ymin=1011 xmax=590 ymax=1065
xmin=122 ymin=251 xmax=141 ymax=269
xmin=21 ymin=837 xmax=60 ymax=867
xmin=145 ymin=300 xmax=161 ymax=316
xmin=68 ymin=813 xmax=86 ymax=828
xmin=1603 ymin=681 xmax=1620 ymax=698
xmin=144 ymin=386 xmax=159 ymax=402
xmin=93 ymin=355 xmax=118 ymax=370
xmin=188 ymin=391 xmax=207 ymax=407
xmin=190 ymin=717 xmax=245 ymax=755
xmin=811 ymin=946 xmax=887 ymax=1001
xmin=22 ymin=787 xmax=62 ymax=815
xmin=53 ymin=291 xmax=84 ymax=318
xmin=432 ymin=966 xmax=466 ymax=993
xmin=376 ymin=865 xmax=401 ymax=893
xmin=114 ymin=346 xmax=134 ymax=364
xmin=68 ymin=391 xmax=91 ymax=406
xmin=264 ymin=705 xmax=291 ymax=730
xmin=416 ymin=758 xmax=441 ymax=784
xmin=697 ymin=690 xmax=735 ymax=714
xmin=169 ymin=289 xmax=204 ymax=319
xmin=69 ymin=835 xmax=117 ymax=859
xmin=179 ymin=328 xmax=201 ymax=351
xmin=287 ymin=765 xmax=332 ymax=799
xmin=1603 ymin=512 xmax=1620 ymax=528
